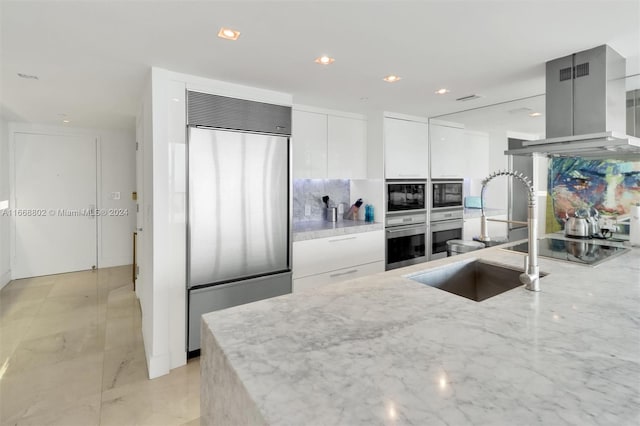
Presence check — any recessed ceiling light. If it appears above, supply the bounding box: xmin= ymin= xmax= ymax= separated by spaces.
xmin=529 ymin=112 xmax=542 ymax=117
xmin=218 ymin=27 xmax=240 ymax=41
xmin=62 ymin=119 xmax=70 ymax=123
xmin=172 ymin=98 xmax=181 ymax=102
xmin=314 ymin=55 xmax=335 ymax=65
xmin=383 ymin=75 xmax=401 ymax=83
xmin=435 ymin=88 xmax=450 ymax=95
xmin=17 ymin=73 xmax=39 ymax=80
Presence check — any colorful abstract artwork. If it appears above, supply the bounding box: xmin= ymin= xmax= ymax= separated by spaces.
xmin=547 ymin=157 xmax=640 ymax=232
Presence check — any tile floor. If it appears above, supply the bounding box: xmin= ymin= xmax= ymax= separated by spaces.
xmin=0 ymin=266 xmax=200 ymax=425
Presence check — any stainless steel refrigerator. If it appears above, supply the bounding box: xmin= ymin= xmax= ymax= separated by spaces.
xmin=187 ymin=91 xmax=292 ymax=353
xmin=508 ymin=138 xmax=534 ymax=242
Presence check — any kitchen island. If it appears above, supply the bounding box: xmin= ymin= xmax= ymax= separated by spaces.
xmin=201 ymin=241 xmax=640 ymax=425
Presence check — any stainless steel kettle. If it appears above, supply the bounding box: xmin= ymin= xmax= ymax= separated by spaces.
xmin=564 ymin=213 xmax=590 ymax=238
xmin=586 ymin=207 xmax=600 ymax=237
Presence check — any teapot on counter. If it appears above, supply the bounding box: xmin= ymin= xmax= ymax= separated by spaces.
xmin=564 ymin=211 xmax=590 ymax=238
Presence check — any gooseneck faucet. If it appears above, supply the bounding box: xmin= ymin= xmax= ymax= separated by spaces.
xmin=478 ymin=170 xmax=540 ymax=292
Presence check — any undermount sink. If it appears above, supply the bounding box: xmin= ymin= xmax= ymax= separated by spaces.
xmin=407 ymin=259 xmax=547 ymax=302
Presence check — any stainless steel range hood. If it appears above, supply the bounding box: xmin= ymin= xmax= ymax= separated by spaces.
xmin=506 ymin=45 xmax=640 ymax=159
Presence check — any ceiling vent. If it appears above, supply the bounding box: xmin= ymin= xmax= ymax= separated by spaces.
xmin=456 ymin=94 xmax=481 ymax=102
xmin=507 ymin=107 xmax=533 ymax=115
xmin=17 ymin=73 xmax=39 ymax=80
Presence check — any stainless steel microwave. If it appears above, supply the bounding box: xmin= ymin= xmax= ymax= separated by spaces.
xmin=386 ymin=180 xmax=427 ymax=213
xmin=431 ymin=179 xmax=463 ymax=211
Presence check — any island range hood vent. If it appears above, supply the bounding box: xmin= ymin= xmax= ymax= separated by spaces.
xmin=506 ymin=45 xmax=640 ymax=159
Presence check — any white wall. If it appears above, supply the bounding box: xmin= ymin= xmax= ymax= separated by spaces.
xmin=6 ymin=123 xmax=136 ymax=279
xmin=137 ymin=75 xmax=158 ymax=377
xmin=99 ymin=128 xmax=137 ymax=267
xmin=485 ymin=130 xmax=510 ymax=210
xmin=0 ymin=116 xmax=10 ymax=289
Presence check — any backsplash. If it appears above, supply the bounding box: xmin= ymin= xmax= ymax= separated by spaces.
xmin=546 ymin=157 xmax=640 ymax=232
xmin=293 ymin=179 xmax=350 ymax=222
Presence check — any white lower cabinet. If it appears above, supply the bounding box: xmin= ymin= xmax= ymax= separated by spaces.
xmin=293 ymin=261 xmax=384 ymax=293
xmin=292 ymin=230 xmax=384 ymax=292
xmin=463 ymin=214 xmax=508 ymax=240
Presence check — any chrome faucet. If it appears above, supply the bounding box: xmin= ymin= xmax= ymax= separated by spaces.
xmin=478 ymin=170 xmax=540 ymax=292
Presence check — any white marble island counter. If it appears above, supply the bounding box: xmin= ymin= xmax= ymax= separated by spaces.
xmin=201 ymin=243 xmax=640 ymax=426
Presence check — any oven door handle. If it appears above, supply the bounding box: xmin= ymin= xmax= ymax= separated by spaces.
xmin=430 ymin=219 xmax=464 ymax=232
xmin=386 ymin=224 xmax=427 ymax=234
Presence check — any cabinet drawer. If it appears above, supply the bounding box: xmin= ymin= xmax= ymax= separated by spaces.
xmin=293 ymin=261 xmax=384 ymax=293
xmin=293 ymin=230 xmax=384 ymax=279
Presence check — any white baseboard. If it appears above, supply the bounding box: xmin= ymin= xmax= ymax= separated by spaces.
xmin=99 ymin=256 xmax=134 ymax=269
xmin=142 ymin=321 xmax=171 ymax=379
xmin=0 ymin=269 xmax=10 ymax=290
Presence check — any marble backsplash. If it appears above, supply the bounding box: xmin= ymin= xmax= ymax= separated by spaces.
xmin=293 ymin=179 xmax=350 ymax=222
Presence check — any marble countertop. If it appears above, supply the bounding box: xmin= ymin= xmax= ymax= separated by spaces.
xmin=293 ymin=219 xmax=383 ymax=241
xmin=201 ymin=241 xmax=640 ymax=425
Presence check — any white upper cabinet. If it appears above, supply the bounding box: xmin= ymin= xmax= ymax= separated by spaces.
xmin=384 ymin=117 xmax=429 ymax=179
xmin=328 ymin=115 xmax=367 ymax=179
xmin=430 ymin=122 xmax=466 ymax=178
xmin=292 ymin=107 xmax=367 ymax=179
xmin=292 ymin=110 xmax=328 ymax=179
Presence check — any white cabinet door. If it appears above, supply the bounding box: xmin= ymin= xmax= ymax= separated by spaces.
xmin=293 ymin=261 xmax=384 ymax=293
xmin=292 ymin=110 xmax=327 ymax=178
xmin=463 ymin=217 xmax=481 ymax=240
xmin=430 ymin=123 xmax=465 ymax=178
xmin=384 ymin=118 xmax=428 ymax=179
xmin=463 ymin=214 xmax=508 ymax=240
xmin=465 ymin=131 xmax=490 ymax=179
xmin=328 ymin=116 xmax=367 ymax=178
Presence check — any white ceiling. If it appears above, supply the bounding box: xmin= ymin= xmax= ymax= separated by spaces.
xmin=1 ymin=0 xmax=639 ymax=130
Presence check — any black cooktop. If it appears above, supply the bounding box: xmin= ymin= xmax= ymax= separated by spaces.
xmin=505 ymin=237 xmax=629 ymax=266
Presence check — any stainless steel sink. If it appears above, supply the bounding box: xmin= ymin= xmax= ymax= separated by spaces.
xmin=407 ymin=259 xmax=547 ymax=302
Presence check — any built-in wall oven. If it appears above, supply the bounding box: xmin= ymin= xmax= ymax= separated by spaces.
xmin=429 ymin=179 xmax=464 ymax=260
xmin=432 ymin=179 xmax=463 ymax=211
xmin=386 ymin=212 xmax=427 ymax=270
xmin=387 ymin=180 xmax=426 ymax=212
xmin=429 ymin=210 xmax=464 ymax=260
xmin=385 ymin=180 xmax=428 ymax=270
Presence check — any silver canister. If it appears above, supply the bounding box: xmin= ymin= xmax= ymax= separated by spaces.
xmin=325 ymin=207 xmax=338 ymax=222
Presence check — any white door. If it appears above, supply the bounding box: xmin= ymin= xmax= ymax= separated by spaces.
xmin=13 ymin=132 xmax=97 ymax=278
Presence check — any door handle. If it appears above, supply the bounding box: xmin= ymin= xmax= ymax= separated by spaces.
xmin=329 ymin=269 xmax=358 ymax=278
xmin=328 ymin=236 xmax=357 ymax=243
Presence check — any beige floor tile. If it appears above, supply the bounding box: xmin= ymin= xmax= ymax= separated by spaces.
xmin=0 ymin=318 xmax=34 ymax=364
xmin=38 ymin=293 xmax=101 ymax=316
xmin=106 ymin=286 xmax=139 ymax=320
xmin=47 ymin=276 xmax=98 ymax=299
xmin=0 ymin=265 xmax=200 ymax=426
xmin=100 ymin=359 xmax=200 ymax=426
xmin=6 ymin=393 xmax=101 ymax=426
xmin=0 ymin=353 xmax=103 ymax=424
xmin=5 ymin=275 xmax=57 ymax=289
xmin=0 ymin=284 xmax=54 ymax=305
xmin=104 ymin=313 xmax=143 ymax=351
xmin=24 ymin=305 xmax=104 ymax=340
xmin=0 ymin=298 xmax=44 ymax=322
xmin=101 ymin=343 xmax=148 ymax=391
xmin=5 ymin=325 xmax=105 ymax=376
